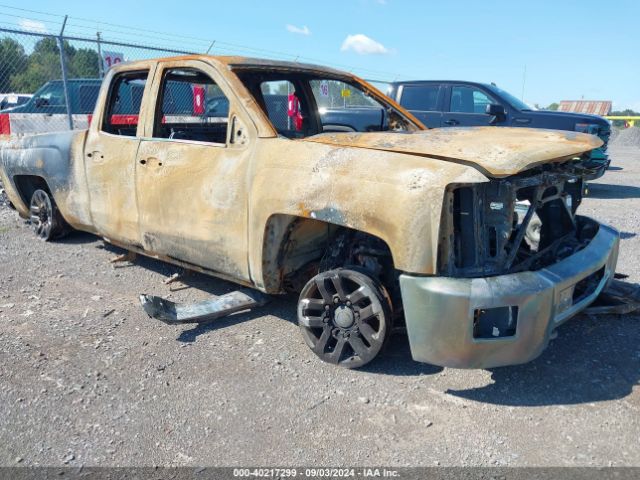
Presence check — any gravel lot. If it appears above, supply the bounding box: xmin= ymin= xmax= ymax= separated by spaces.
xmin=0 ymin=145 xmax=639 ymax=468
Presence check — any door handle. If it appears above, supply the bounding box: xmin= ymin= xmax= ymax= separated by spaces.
xmin=444 ymin=119 xmax=459 ymax=126
xmin=139 ymin=157 xmax=162 ymax=166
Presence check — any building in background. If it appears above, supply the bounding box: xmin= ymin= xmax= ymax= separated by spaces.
xmin=558 ymin=100 xmax=612 ymax=116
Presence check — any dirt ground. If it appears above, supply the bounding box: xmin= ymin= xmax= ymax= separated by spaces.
xmin=0 ymin=146 xmax=639 ymax=467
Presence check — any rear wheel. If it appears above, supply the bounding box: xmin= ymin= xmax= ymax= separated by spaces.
xmin=29 ymin=189 xmax=68 ymax=241
xmin=297 ymin=268 xmax=392 ymax=369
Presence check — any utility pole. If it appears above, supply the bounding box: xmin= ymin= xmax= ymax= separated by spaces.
xmin=57 ymin=15 xmax=73 ymax=130
xmin=96 ymin=31 xmax=104 ymax=78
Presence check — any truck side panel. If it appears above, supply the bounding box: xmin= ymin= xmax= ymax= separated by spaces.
xmin=0 ymin=130 xmax=94 ymax=231
xmin=248 ymin=138 xmax=489 ymax=291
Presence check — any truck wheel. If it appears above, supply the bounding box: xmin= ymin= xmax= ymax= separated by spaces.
xmin=297 ymin=268 xmax=392 ymax=369
xmin=29 ymin=189 xmax=68 ymax=241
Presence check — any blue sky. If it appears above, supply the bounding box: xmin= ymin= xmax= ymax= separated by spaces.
xmin=4 ymin=0 xmax=639 ymax=110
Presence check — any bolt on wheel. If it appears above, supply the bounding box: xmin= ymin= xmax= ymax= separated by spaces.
xmin=297 ymin=268 xmax=392 ymax=369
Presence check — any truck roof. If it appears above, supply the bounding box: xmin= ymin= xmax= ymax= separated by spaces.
xmin=44 ymin=78 xmax=102 ymax=84
xmin=390 ymin=80 xmax=494 ymax=88
xmin=123 ymin=55 xmax=349 ymax=78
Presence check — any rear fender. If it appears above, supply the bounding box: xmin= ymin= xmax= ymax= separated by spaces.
xmin=0 ymin=131 xmax=92 ymax=228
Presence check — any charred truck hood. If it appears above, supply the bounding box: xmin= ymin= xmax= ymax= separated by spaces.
xmin=305 ymin=126 xmax=602 ymax=178
xmin=307 ymin=125 xmax=605 ymax=280
xmin=336 ymin=127 xmax=620 ymax=369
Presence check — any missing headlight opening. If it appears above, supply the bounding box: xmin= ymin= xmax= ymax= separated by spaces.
xmin=438 ymin=164 xmax=597 ymax=278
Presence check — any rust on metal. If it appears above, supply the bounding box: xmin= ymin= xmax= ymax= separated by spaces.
xmin=0 ymin=54 xmax=619 ymax=370
xmin=140 ymin=288 xmax=270 ymax=324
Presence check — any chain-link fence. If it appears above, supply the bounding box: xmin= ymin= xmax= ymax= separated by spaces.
xmin=0 ymin=10 xmax=401 ymax=138
xmin=0 ymin=24 xmax=193 ymax=136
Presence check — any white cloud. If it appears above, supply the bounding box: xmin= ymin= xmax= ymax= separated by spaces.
xmin=286 ymin=24 xmax=311 ymax=36
xmin=340 ymin=34 xmax=389 ymax=55
xmin=18 ymin=18 xmax=48 ymax=34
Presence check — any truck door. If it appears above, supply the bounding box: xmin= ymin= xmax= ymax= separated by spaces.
xmin=84 ymin=68 xmax=153 ymax=246
xmin=442 ymin=85 xmax=501 ymax=127
xmin=396 ymin=84 xmax=443 ymax=128
xmin=135 ymin=61 xmax=252 ymax=281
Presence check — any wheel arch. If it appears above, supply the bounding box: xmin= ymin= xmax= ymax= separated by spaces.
xmin=12 ymin=175 xmax=51 ymax=212
xmin=260 ymin=213 xmax=397 ymax=294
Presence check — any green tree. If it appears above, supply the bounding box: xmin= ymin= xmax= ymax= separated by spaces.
xmin=610 ymin=109 xmax=640 ymax=127
xmin=611 ymin=109 xmax=640 ymax=116
xmin=546 ymin=102 xmax=559 ymax=111
xmin=10 ymin=38 xmax=99 ymax=93
xmin=11 ymin=38 xmax=65 ymax=92
xmin=0 ymin=37 xmax=28 ymax=93
xmin=69 ymin=48 xmax=99 ymax=78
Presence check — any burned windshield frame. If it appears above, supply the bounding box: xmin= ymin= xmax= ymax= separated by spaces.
xmin=232 ymin=68 xmax=421 ymax=138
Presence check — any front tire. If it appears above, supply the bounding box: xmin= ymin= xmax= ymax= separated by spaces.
xmin=29 ymin=189 xmax=68 ymax=241
xmin=297 ymin=268 xmax=392 ymax=369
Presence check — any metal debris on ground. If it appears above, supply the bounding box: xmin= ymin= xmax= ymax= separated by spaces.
xmin=164 ymin=270 xmax=191 ymax=285
xmin=110 ymin=251 xmax=137 ymax=264
xmin=139 ymin=289 xmax=270 ymax=325
xmin=584 ymin=277 xmax=640 ymax=315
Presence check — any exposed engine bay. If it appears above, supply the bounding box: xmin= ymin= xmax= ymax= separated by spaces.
xmin=438 ymin=161 xmax=600 ymax=278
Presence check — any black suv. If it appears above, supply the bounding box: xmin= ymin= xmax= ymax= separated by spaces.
xmin=388 ymin=81 xmax=611 ymax=178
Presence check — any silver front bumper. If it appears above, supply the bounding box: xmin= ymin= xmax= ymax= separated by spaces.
xmin=399 ymin=220 xmax=620 ymax=368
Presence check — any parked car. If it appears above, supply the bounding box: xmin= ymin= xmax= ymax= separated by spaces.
xmin=242 ymin=94 xmax=387 ymax=133
xmin=0 ymin=93 xmax=32 ymax=111
xmin=0 ymin=56 xmax=618 ymax=369
xmin=0 ymin=79 xmax=102 ymax=135
xmin=319 ymin=105 xmax=386 ymax=132
xmin=388 ymin=80 xmax=611 ymax=179
xmin=1 ymin=79 xmax=102 ymax=115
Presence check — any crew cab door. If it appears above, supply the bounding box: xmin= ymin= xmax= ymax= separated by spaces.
xmin=442 ymin=84 xmax=504 ymax=127
xmin=135 ymin=60 xmax=253 ymax=281
xmin=84 ymin=67 xmax=155 ymax=245
xmin=395 ymin=84 xmax=443 ymax=128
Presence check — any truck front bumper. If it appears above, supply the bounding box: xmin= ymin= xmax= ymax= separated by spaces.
xmin=399 ymin=221 xmax=619 ymax=368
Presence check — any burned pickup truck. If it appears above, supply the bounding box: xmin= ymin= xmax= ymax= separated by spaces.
xmin=0 ymin=55 xmax=620 ymax=369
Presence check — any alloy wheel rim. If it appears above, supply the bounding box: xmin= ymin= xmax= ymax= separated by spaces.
xmin=298 ymin=270 xmax=387 ymax=367
xmin=29 ymin=191 xmax=53 ymax=240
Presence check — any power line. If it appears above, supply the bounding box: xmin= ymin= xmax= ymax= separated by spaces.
xmin=0 ymin=4 xmax=65 ymax=18
xmin=0 ymin=4 xmax=233 ymax=46
xmin=0 ymin=4 xmax=406 ymax=80
xmin=0 ymin=10 xmax=63 ymax=26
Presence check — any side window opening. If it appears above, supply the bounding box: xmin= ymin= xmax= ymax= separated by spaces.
xmin=259 ymin=80 xmax=302 ymax=137
xmin=471 ymin=90 xmax=494 ymax=113
xmin=102 ymin=70 xmax=148 ymax=137
xmin=310 ymin=79 xmax=385 ymax=133
xmin=234 ymin=70 xmax=417 ymax=138
xmin=450 ymin=86 xmax=496 ymax=114
xmin=153 ymin=67 xmax=229 ymax=144
xmin=400 ymin=85 xmax=440 ymax=111
xmin=34 ymin=82 xmax=65 ymax=110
